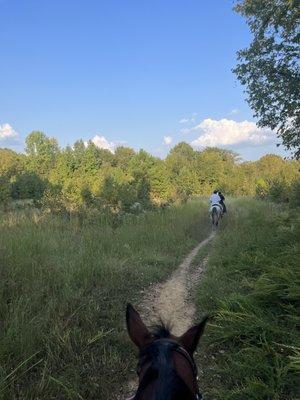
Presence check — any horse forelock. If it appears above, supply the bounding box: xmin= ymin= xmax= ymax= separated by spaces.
xmin=151 ymin=322 xmax=172 ymax=339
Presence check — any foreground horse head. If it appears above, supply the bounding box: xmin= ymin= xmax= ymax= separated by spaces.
xmin=126 ymin=304 xmax=208 ymax=400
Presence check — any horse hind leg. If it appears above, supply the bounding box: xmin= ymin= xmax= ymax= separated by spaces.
xmin=211 ymin=211 xmax=216 ymax=226
xmin=211 ymin=209 xmax=218 ymax=227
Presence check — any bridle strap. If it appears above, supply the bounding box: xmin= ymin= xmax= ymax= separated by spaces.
xmin=172 ymin=345 xmax=198 ymax=378
xmin=174 ymin=346 xmax=203 ymax=400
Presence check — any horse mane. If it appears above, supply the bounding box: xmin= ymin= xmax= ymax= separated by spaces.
xmin=134 ymin=323 xmax=193 ymax=400
xmin=151 ymin=322 xmax=172 ymax=339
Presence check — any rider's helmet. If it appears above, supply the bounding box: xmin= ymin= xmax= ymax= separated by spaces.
xmin=213 ymin=190 xmax=218 ymax=194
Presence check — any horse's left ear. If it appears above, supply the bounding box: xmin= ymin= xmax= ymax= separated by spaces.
xmin=179 ymin=316 xmax=209 ymax=355
xmin=126 ymin=304 xmax=152 ymax=349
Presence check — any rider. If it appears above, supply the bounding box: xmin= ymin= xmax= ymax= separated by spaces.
xmin=209 ymin=190 xmax=221 ymax=208
xmin=218 ymin=190 xmax=227 ymax=214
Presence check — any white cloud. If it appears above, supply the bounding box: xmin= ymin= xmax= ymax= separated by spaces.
xmin=190 ymin=118 xmax=275 ymax=148
xmin=0 ymin=123 xmax=20 ymax=145
xmin=163 ymin=135 xmax=173 ymax=145
xmin=179 ymin=118 xmax=189 ymax=124
xmin=229 ymin=108 xmax=239 ymax=115
xmin=88 ymin=134 xmax=116 ymax=152
xmin=180 ymin=128 xmax=191 ymax=135
xmin=179 ymin=116 xmax=196 ymax=124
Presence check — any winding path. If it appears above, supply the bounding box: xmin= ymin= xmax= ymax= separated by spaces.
xmin=119 ymin=232 xmax=215 ymax=398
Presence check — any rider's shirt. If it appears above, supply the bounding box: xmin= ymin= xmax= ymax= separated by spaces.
xmin=210 ymin=193 xmax=221 ymax=204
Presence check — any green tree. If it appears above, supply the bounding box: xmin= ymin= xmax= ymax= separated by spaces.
xmin=73 ymin=140 xmax=113 ymax=172
xmin=48 ymin=146 xmax=76 ymax=186
xmin=113 ymin=146 xmax=136 ymax=170
xmin=129 ymin=150 xmax=156 ymax=175
xmin=268 ymin=179 xmax=289 ymax=203
xmin=256 ymin=154 xmax=289 ymax=184
xmin=12 ymin=172 xmax=46 ymax=200
xmin=0 ymin=176 xmax=11 ymax=205
xmin=289 ymin=179 xmax=300 ymax=206
xmin=99 ymin=176 xmax=137 ymax=213
xmin=166 ymin=143 xmax=198 ymax=199
xmin=233 ymin=0 xmax=300 ymax=157
xmin=255 ymin=178 xmax=269 ymax=199
xmin=195 ymin=148 xmax=234 ymax=194
xmin=148 ymin=161 xmax=172 ymax=204
xmin=25 ymin=131 xmax=59 ymax=175
xmin=0 ymin=148 xmax=23 ymax=178
xmin=40 ymin=184 xmax=66 ymax=213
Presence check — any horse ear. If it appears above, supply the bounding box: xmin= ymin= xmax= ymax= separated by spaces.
xmin=126 ymin=304 xmax=152 ymax=349
xmin=178 ymin=316 xmax=208 ymax=355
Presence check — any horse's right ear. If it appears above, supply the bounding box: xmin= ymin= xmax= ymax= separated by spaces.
xmin=179 ymin=316 xmax=209 ymax=355
xmin=126 ymin=304 xmax=152 ymax=349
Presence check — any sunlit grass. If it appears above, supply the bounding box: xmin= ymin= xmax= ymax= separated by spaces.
xmin=196 ymin=199 xmax=299 ymax=400
xmin=0 ymin=200 xmax=210 ymax=399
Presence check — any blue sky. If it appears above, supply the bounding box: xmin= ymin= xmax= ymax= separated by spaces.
xmin=0 ymin=0 xmax=289 ymax=160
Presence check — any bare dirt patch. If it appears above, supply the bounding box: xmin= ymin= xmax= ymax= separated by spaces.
xmin=141 ymin=232 xmax=214 ymax=335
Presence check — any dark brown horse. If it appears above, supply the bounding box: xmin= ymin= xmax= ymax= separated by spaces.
xmin=126 ymin=304 xmax=208 ymax=400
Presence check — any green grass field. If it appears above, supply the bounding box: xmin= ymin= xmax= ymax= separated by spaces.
xmin=0 ymin=200 xmax=210 ymax=399
xmin=1 ymin=198 xmax=298 ymax=399
xmin=196 ymin=199 xmax=299 ymax=400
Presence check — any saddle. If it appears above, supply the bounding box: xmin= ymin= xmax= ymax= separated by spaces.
xmin=209 ymin=203 xmax=223 ymax=213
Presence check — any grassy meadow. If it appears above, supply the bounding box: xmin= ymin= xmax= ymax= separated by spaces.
xmin=1 ymin=198 xmax=299 ymax=400
xmin=196 ymin=199 xmax=299 ymax=400
xmin=0 ymin=200 xmax=211 ymax=399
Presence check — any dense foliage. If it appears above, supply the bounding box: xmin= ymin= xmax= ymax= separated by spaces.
xmin=233 ymin=0 xmax=300 ymax=158
xmin=1 ymin=131 xmax=299 ymax=212
xmin=196 ymin=199 xmax=299 ymax=400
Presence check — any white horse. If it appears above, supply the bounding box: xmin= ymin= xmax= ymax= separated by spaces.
xmin=210 ymin=203 xmax=223 ymax=227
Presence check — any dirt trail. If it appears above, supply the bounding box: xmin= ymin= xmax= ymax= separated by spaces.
xmin=141 ymin=232 xmax=215 ymax=335
xmin=120 ymin=232 xmax=215 ymax=398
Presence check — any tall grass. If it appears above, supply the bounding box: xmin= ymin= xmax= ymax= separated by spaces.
xmin=0 ymin=200 xmax=210 ymax=399
xmin=196 ymin=199 xmax=299 ymax=400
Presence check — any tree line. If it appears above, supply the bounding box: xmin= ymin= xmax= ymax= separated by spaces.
xmin=0 ymin=131 xmax=299 ymax=213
